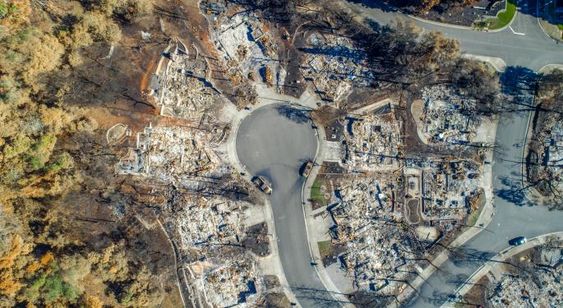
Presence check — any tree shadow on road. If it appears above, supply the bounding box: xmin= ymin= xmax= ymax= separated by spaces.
xmin=346 ymin=0 xmax=399 ymax=13
xmin=292 ymin=286 xmax=399 ymax=307
xmin=276 ymin=104 xmax=312 ymax=124
xmin=497 ymin=66 xmax=539 ymax=114
xmin=495 ymin=176 xmax=534 ymax=207
xmin=292 ymin=286 xmax=350 ymax=307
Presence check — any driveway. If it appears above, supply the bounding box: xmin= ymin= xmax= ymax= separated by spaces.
xmin=234 ymin=2 xmax=562 ymax=306
xmin=335 ymin=1 xmax=563 ymax=305
xmin=236 ymin=104 xmax=340 ymax=307
xmin=410 ymin=106 xmax=563 ymax=307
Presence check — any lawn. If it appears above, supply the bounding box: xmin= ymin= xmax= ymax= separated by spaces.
xmin=317 ymin=240 xmax=332 ymax=260
xmin=467 ymin=204 xmax=484 ymax=226
xmin=310 ymin=178 xmax=329 ymax=209
xmin=467 ymin=192 xmax=486 ymax=226
xmin=481 ymin=0 xmax=517 ymax=30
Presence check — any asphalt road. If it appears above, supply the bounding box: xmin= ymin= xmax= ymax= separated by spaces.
xmin=235 ymin=2 xmax=562 ymax=307
xmin=344 ymin=0 xmax=563 ymax=70
xmin=410 ymin=102 xmax=563 ymax=307
xmin=340 ymin=0 xmax=563 ymax=306
xmin=236 ymin=104 xmax=340 ymax=308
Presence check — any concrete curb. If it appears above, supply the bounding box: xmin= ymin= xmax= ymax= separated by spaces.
xmin=407 ymin=0 xmax=516 ymax=34
xmin=536 ymin=0 xmax=563 ymax=42
xmin=450 ymin=231 xmax=563 ymax=302
xmin=461 ymin=54 xmax=507 ymax=72
xmin=301 ymin=111 xmax=355 ymax=307
xmin=397 ymin=116 xmax=499 ymax=303
xmin=408 ymin=15 xmax=474 ymax=31
xmin=538 ymin=64 xmax=563 ymax=74
xmin=489 ymin=0 xmax=518 ymax=33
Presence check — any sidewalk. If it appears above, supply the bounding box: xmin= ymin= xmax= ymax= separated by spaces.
xmin=461 ymin=54 xmax=507 ymax=72
xmin=218 ymin=84 xmax=324 ymax=307
xmin=452 ymin=231 xmax=563 ymax=302
xmin=407 ymin=2 xmax=515 ymax=33
xmin=396 ymin=116 xmax=499 ymax=304
xmin=301 ymin=122 xmax=355 ymax=307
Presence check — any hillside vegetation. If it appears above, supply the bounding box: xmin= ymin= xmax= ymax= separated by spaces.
xmin=0 ymin=1 xmax=178 ymax=306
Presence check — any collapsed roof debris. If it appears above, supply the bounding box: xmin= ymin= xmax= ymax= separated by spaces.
xmin=527 ymin=104 xmax=563 ymax=202
xmin=464 ymin=240 xmax=562 ymax=307
xmin=177 ymin=196 xmax=245 ymax=248
xmin=186 ymin=253 xmax=261 ymax=307
xmin=150 ymin=41 xmax=222 ymax=120
xmin=110 ymin=0 xmax=502 ymax=305
xmin=206 ymin=8 xmax=280 ymax=95
xmin=316 ymin=102 xmax=487 ymax=296
xmin=114 ymin=11 xmax=283 ymax=302
xmin=327 ymin=175 xmax=417 ymax=295
xmin=116 ymin=123 xmax=227 ymax=180
xmin=343 ymin=103 xmax=402 ymax=172
xmin=417 ymin=85 xmax=483 ymax=145
xmin=301 ymin=33 xmax=371 ymax=103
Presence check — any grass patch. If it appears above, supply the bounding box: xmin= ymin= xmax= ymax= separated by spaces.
xmin=467 ymin=205 xmax=483 ymax=226
xmin=310 ymin=178 xmax=329 ymax=209
xmin=479 ymin=0 xmax=517 ymax=30
xmin=25 ymin=270 xmax=79 ymax=304
xmin=467 ymin=192 xmax=486 ymax=226
xmin=318 ymin=240 xmax=332 ymax=260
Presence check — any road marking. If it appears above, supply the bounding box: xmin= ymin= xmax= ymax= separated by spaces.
xmin=509 ymin=26 xmax=526 ymax=36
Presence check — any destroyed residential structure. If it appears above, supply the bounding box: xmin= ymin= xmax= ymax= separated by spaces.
xmin=114 ymin=126 xmax=266 ymax=307
xmin=177 ymin=196 xmax=245 ymax=247
xmin=171 ymin=193 xmax=263 ymax=307
xmin=198 ymin=258 xmax=260 ymax=306
xmin=527 ymin=112 xmax=563 ymax=199
xmin=488 ymin=272 xmax=562 ymax=307
xmin=327 ymin=175 xmax=418 ymax=295
xmin=343 ymin=104 xmax=402 ymax=172
xmin=113 ymin=0 xmax=499 ymax=305
xmin=150 ymin=41 xmax=222 ymax=120
xmin=116 ymin=124 xmax=227 ymax=181
xmin=301 ymin=33 xmax=372 ymax=102
xmin=114 ymin=21 xmax=280 ymax=304
xmin=115 ymin=120 xmax=266 ymax=306
xmin=544 ymin=123 xmax=563 ymax=189
xmin=414 ymin=158 xmax=483 ymax=223
xmin=419 ymin=85 xmax=483 ymax=145
xmin=464 ymin=240 xmax=562 ymax=307
xmin=321 ymin=153 xmax=485 ymax=296
xmin=206 ymin=9 xmax=280 ymax=89
xmin=185 ymin=251 xmax=261 ymax=307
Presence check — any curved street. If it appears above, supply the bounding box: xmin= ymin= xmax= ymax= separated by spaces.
xmin=236 ymin=104 xmax=340 ymax=307
xmin=343 ymin=0 xmax=563 ymax=306
xmin=345 ymin=0 xmax=563 ymax=306
xmin=343 ymin=0 xmax=562 ymax=70
xmin=235 ymin=1 xmax=562 ymax=307
xmin=411 ymin=105 xmax=562 ymax=307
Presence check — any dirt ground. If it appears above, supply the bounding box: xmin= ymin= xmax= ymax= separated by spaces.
xmin=463 ymin=275 xmax=490 ymax=306
xmin=526 ymin=90 xmax=563 ymax=199
xmin=58 ymin=1 xmax=227 ymax=305
xmin=242 ymin=222 xmax=271 ymax=257
xmin=405 ymin=199 xmax=422 ymax=224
